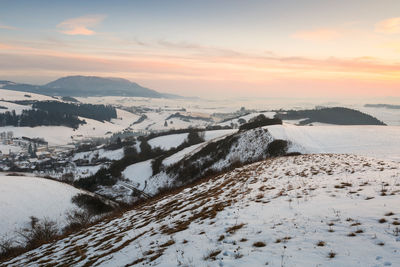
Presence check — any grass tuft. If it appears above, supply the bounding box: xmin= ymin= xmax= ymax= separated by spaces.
xmin=253 ymin=241 xmax=266 ymax=247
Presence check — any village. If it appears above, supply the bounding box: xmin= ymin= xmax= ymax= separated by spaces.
xmin=0 ymin=131 xmax=72 ymax=173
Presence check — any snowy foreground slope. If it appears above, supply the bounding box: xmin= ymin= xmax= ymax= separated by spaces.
xmin=0 ymin=175 xmax=90 ymax=243
xmin=3 ymin=154 xmax=400 ymax=267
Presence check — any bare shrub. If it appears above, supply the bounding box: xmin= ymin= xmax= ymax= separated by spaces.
xmin=64 ymin=209 xmax=92 ymax=233
xmin=17 ymin=216 xmax=58 ymax=249
xmin=328 ymin=251 xmax=336 ymax=258
xmin=0 ymin=238 xmax=15 ymax=254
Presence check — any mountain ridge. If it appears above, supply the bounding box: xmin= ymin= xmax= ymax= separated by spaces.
xmin=0 ymin=76 xmax=182 ymax=98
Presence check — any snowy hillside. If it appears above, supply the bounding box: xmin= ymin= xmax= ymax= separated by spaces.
xmin=0 ymin=175 xmax=90 ymax=244
xmin=266 ymin=124 xmax=400 ymax=161
xmin=123 ymin=128 xmax=271 ymax=196
xmin=3 ymin=154 xmax=400 ymax=266
xmin=148 ymin=133 xmax=188 ymax=150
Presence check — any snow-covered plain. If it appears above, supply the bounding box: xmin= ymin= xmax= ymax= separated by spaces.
xmin=0 ymin=175 xmax=89 ymax=244
xmin=4 ymin=154 xmax=400 ymax=267
xmin=266 ymin=124 xmax=400 ymax=161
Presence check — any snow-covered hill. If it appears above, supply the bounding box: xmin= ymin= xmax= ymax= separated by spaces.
xmin=3 ymin=154 xmax=400 ymax=266
xmin=123 ymin=128 xmax=271 ymax=196
xmin=0 ymin=89 xmax=54 ymax=101
xmin=0 ymin=175 xmax=90 ymax=244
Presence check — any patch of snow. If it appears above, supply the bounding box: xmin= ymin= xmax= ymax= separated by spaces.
xmin=204 ymin=129 xmax=237 ymax=141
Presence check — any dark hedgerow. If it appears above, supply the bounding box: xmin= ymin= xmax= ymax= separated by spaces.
xmin=73 ymin=168 xmax=117 ymax=191
xmin=71 ymin=193 xmax=114 ymax=215
xmin=267 ymin=139 xmax=288 ymax=157
xmin=32 ymin=101 xmax=117 ymax=122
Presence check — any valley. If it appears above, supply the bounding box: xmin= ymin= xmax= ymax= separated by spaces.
xmin=0 ymin=85 xmax=399 ymax=266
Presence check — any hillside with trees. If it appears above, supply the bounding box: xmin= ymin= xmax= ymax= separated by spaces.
xmin=0 ymin=109 xmax=84 ymax=128
xmin=275 ymin=107 xmax=386 ymax=125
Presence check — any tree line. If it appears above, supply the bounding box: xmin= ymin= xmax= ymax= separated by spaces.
xmin=32 ymin=101 xmax=117 ymax=122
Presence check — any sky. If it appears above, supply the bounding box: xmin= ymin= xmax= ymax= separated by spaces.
xmin=0 ymin=0 xmax=399 ymax=98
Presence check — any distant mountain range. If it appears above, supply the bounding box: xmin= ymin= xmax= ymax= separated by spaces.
xmin=0 ymin=76 xmax=183 ymax=98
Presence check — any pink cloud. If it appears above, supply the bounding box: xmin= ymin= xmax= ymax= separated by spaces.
xmin=57 ymin=14 xmax=106 ymax=35
xmin=292 ymin=28 xmax=341 ymax=41
xmin=375 ymin=17 xmax=400 ymax=34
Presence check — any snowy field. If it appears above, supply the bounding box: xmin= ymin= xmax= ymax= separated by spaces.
xmin=148 ymin=133 xmax=188 ymax=150
xmin=122 ymin=160 xmax=153 ymax=190
xmin=4 ymin=154 xmax=400 ymax=266
xmin=0 ymin=101 xmax=31 ymax=115
xmin=266 ymin=124 xmax=400 ymax=161
xmin=0 ymin=89 xmax=54 ymax=101
xmin=0 ymin=175 xmax=89 ymax=243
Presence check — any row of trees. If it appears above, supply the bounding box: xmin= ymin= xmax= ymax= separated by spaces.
xmin=32 ymin=101 xmax=117 ymax=122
